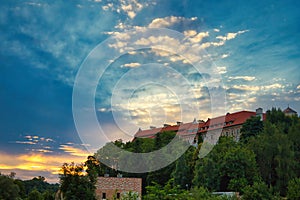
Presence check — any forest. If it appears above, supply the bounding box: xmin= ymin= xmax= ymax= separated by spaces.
xmin=1 ymin=108 xmax=300 ymax=200
xmin=0 ymin=174 xmax=58 ymax=200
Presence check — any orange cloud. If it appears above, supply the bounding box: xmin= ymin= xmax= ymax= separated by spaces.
xmin=0 ymin=150 xmax=90 ymax=183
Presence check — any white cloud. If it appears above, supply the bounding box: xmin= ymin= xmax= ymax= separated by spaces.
xmin=102 ymin=0 xmax=154 ymax=19
xmin=102 ymin=3 xmax=113 ymax=11
xmin=188 ymin=32 xmax=209 ymax=43
xmin=148 ymin=16 xmax=197 ymax=28
xmin=24 ymin=2 xmax=43 ymax=7
xmin=263 ymin=83 xmax=283 ymax=90
xmin=221 ymin=54 xmax=229 ymax=58
xmin=215 ymin=66 xmax=227 ymax=74
xmin=216 ymin=30 xmax=249 ymax=41
xmin=183 ymin=30 xmax=197 ymax=37
xmin=231 ymin=83 xmax=284 ymax=92
xmin=127 ymin=11 xmax=136 ymax=19
xmin=229 ymin=76 xmax=256 ymax=81
xmin=98 ymin=108 xmax=108 ymax=112
xmin=122 ymin=62 xmax=141 ymax=68
xmin=232 ymin=85 xmax=260 ymax=91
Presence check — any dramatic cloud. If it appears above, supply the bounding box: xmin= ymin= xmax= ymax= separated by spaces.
xmin=59 ymin=144 xmax=90 ymax=157
xmin=0 ymin=150 xmax=87 ymax=183
xmin=1 ymin=0 xmax=299 ymax=183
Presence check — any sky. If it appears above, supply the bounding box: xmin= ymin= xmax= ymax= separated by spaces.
xmin=0 ymin=0 xmax=299 ymax=183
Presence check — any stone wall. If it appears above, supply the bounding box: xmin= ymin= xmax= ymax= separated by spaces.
xmin=95 ymin=177 xmax=142 ymax=200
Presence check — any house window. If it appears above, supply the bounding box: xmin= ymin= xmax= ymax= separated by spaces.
xmin=117 ymin=193 xmax=121 ymax=199
xmin=102 ymin=193 xmax=106 ymax=199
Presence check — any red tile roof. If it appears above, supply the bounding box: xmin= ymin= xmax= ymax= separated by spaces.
xmin=162 ymin=125 xmax=179 ymax=132
xmin=177 ymin=122 xmax=200 ymax=136
xmin=199 ymin=111 xmax=266 ymax=132
xmin=134 ymin=110 xmax=266 ymax=139
xmin=134 ymin=127 xmax=163 ymax=138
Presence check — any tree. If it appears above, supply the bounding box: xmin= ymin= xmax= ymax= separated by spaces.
xmin=0 ymin=173 xmax=20 ymax=200
xmin=85 ymin=156 xmax=101 ymax=185
xmin=172 ymin=146 xmax=195 ymax=189
xmin=59 ymin=162 xmax=96 ymax=200
xmin=28 ymin=189 xmax=42 ymax=200
xmin=240 ymin=116 xmax=263 ymax=143
xmin=249 ymin=121 xmax=295 ymax=196
xmin=287 ymin=178 xmax=300 ymax=200
xmin=288 ymin=118 xmax=300 ymax=177
xmin=14 ymin=179 xmax=26 ymax=198
xmin=266 ymin=107 xmax=295 ymax=134
xmin=42 ymin=190 xmax=55 ymax=200
xmin=193 ymin=137 xmax=259 ymax=192
xmin=242 ymin=181 xmax=274 ymax=200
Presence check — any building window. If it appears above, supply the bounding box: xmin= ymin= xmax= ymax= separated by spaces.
xmin=117 ymin=193 xmax=121 ymax=199
xmin=102 ymin=193 xmax=106 ymax=199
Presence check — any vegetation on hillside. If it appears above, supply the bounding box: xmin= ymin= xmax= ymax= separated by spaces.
xmin=0 ymin=173 xmax=58 ymax=200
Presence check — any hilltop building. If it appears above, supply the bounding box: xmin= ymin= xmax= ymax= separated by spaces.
xmin=134 ymin=108 xmax=267 ymax=144
xmin=283 ymin=106 xmax=298 ymax=117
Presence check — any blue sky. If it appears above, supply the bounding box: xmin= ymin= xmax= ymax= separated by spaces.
xmin=0 ymin=0 xmax=299 ymax=182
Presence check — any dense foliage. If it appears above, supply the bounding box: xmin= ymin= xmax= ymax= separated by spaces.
xmin=0 ymin=173 xmax=58 ymax=200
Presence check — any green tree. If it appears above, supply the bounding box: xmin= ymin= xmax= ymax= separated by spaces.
xmin=59 ymin=162 xmax=96 ymax=200
xmin=42 ymin=190 xmax=55 ymax=200
xmin=240 ymin=116 xmax=263 ymax=143
xmin=172 ymin=146 xmax=195 ymax=189
xmin=242 ymin=181 xmax=274 ymax=200
xmin=193 ymin=137 xmax=259 ymax=192
xmin=85 ymin=156 xmax=101 ymax=185
xmin=28 ymin=189 xmax=42 ymax=200
xmin=190 ymin=186 xmax=215 ymax=200
xmin=288 ymin=118 xmax=300 ymax=177
xmin=14 ymin=179 xmax=26 ymax=198
xmin=249 ymin=120 xmax=295 ymax=196
xmin=287 ymin=178 xmax=300 ymax=200
xmin=266 ymin=107 xmax=295 ymax=134
xmin=0 ymin=173 xmax=20 ymax=200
